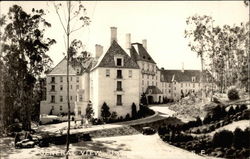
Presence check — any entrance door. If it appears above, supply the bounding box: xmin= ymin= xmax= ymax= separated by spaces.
xmin=148 ymin=96 xmax=154 ymax=104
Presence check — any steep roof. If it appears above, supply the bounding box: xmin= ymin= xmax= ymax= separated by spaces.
xmin=93 ymin=40 xmax=139 ymax=69
xmin=48 ymin=57 xmax=77 ymax=75
xmin=160 ymin=69 xmax=213 ymax=83
xmin=130 ymin=43 xmax=156 ymax=64
xmin=145 ymin=86 xmax=163 ymax=94
xmin=48 ymin=57 xmax=93 ymax=75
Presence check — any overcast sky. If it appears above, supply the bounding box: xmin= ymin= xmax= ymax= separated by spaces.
xmin=1 ymin=1 xmax=249 ymax=70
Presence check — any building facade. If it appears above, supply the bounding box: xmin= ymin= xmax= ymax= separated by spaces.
xmin=40 ymin=27 xmax=216 ymax=118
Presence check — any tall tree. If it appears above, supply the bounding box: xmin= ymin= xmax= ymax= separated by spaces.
xmin=185 ymin=15 xmax=213 ymax=101
xmin=53 ymin=1 xmax=90 ymax=156
xmin=0 ymin=5 xmax=55 ymax=130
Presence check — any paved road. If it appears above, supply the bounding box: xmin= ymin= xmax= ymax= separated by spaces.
xmin=38 ymin=104 xmax=175 ymax=134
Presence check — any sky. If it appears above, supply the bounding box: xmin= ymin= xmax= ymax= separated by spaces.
xmin=1 ymin=1 xmax=249 ymax=70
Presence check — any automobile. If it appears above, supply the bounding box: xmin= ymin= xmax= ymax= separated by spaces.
xmin=142 ymin=127 xmax=156 ymax=135
xmin=39 ymin=114 xmax=60 ymax=125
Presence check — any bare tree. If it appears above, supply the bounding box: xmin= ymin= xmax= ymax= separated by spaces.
xmin=53 ymin=1 xmax=90 ymax=156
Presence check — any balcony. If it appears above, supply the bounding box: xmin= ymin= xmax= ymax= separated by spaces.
xmin=141 ymin=69 xmax=155 ymax=75
xmin=116 ymin=88 xmax=123 ymax=91
xmin=116 ymin=75 xmax=123 ymax=79
xmin=50 ymin=89 xmax=56 ymax=92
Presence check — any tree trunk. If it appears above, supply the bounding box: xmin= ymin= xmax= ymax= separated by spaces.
xmin=200 ymin=53 xmax=204 ymax=103
xmin=66 ymin=1 xmax=71 ymax=157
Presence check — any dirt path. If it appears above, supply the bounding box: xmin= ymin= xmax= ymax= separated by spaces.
xmin=1 ymin=134 xmax=218 ymax=159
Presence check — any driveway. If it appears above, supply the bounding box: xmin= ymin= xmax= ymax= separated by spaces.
xmin=2 ymin=134 xmax=218 ymax=159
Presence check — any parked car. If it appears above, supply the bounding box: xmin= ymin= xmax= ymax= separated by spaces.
xmin=39 ymin=114 xmax=60 ymax=125
xmin=142 ymin=127 xmax=156 ymax=135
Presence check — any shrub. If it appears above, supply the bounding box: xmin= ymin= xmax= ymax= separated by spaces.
xmin=203 ymin=114 xmax=212 ymax=124
xmin=140 ymin=93 xmax=148 ymax=105
xmin=125 ymin=113 xmax=130 ymax=121
xmin=233 ymin=127 xmax=245 ymax=148
xmin=212 ymin=130 xmax=233 ymax=147
xmin=101 ymin=102 xmax=111 ymax=122
xmin=85 ymin=101 xmax=94 ymax=121
xmin=109 ymin=111 xmax=118 ymax=123
xmin=240 ymin=104 xmax=248 ymax=112
xmin=131 ymin=103 xmax=137 ymax=119
xmin=227 ymin=87 xmax=240 ymax=101
xmin=227 ymin=106 xmax=236 ymax=116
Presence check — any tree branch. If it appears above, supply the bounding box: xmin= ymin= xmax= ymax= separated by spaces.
xmin=53 ymin=3 xmax=67 ymax=34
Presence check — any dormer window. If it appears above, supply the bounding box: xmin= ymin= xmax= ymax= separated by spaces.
xmin=192 ymin=76 xmax=196 ymax=82
xmin=115 ymin=56 xmax=124 ymax=67
xmin=76 ymin=68 xmax=80 ymax=74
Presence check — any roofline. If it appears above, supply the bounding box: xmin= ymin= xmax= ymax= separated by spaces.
xmin=46 ymin=56 xmax=66 ymax=75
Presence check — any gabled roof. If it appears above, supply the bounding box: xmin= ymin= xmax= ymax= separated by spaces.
xmin=145 ymin=86 xmax=163 ymax=94
xmin=48 ymin=57 xmax=93 ymax=75
xmin=130 ymin=43 xmax=156 ymax=64
xmin=93 ymin=40 xmax=139 ymax=69
xmin=160 ymin=69 xmax=213 ymax=83
xmin=48 ymin=57 xmax=77 ymax=75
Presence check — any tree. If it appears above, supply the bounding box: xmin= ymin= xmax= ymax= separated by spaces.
xmin=101 ymin=102 xmax=111 ymax=122
xmin=185 ymin=15 xmax=214 ymax=102
xmin=85 ymin=101 xmax=94 ymax=121
xmin=131 ymin=103 xmax=137 ymax=119
xmin=53 ymin=1 xmax=90 ymax=155
xmin=140 ymin=93 xmax=148 ymax=106
xmin=1 ymin=5 xmax=55 ymax=130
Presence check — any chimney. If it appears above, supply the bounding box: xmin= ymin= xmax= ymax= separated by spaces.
xmin=95 ymin=44 xmax=103 ymax=59
xmin=125 ymin=33 xmax=131 ymax=49
xmin=110 ymin=27 xmax=117 ymax=44
xmin=142 ymin=39 xmax=147 ymax=50
xmin=181 ymin=62 xmax=184 ymax=73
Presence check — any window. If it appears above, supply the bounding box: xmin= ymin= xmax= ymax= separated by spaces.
xmin=117 ymin=95 xmax=122 ymax=105
xmin=60 ymin=106 xmax=62 ymax=111
xmin=76 ymin=77 xmax=79 ymax=82
xmin=70 ymin=96 xmax=72 ymax=100
xmin=142 ymin=74 xmax=144 ymax=79
xmin=70 ymin=77 xmax=73 ymax=81
xmin=60 ymin=96 xmax=63 ymax=102
xmin=147 ymin=75 xmax=149 ymax=79
xmin=51 ymin=95 xmax=55 ymax=103
xmin=169 ymin=90 xmax=171 ymax=93
xmin=60 ymin=77 xmax=63 ymax=82
xmin=129 ymin=70 xmax=132 ymax=78
xmin=147 ymin=81 xmax=149 ymax=86
xmin=76 ymin=85 xmax=79 ymax=90
xmin=156 ymin=75 xmax=157 ymax=80
xmin=116 ymin=58 xmax=122 ymax=66
xmin=181 ymin=83 xmax=183 ymax=87
xmin=76 ymin=68 xmax=80 ymax=74
xmin=51 ymin=77 xmax=55 ymax=83
xmin=52 ymin=106 xmax=54 ymax=110
xmin=76 ymin=96 xmax=77 ymax=101
xmin=106 ymin=69 xmax=110 ymax=77
xmin=70 ymin=85 xmax=72 ymax=89
xmin=117 ymin=81 xmax=122 ymax=91
xmin=60 ymin=85 xmax=63 ymax=91
xmin=79 ymin=95 xmax=83 ymax=101
xmin=117 ymin=70 xmax=122 ymax=79
xmin=152 ymin=81 xmax=154 ymax=85
xmin=142 ymin=80 xmax=144 ymax=85
xmin=174 ymin=87 xmax=176 ymax=90
xmin=156 ymin=82 xmax=157 ymax=86
xmin=192 ymin=77 xmax=196 ymax=82
xmin=51 ymin=85 xmax=55 ymax=91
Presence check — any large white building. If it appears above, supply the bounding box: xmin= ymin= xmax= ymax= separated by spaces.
xmin=40 ymin=27 xmax=215 ymax=118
